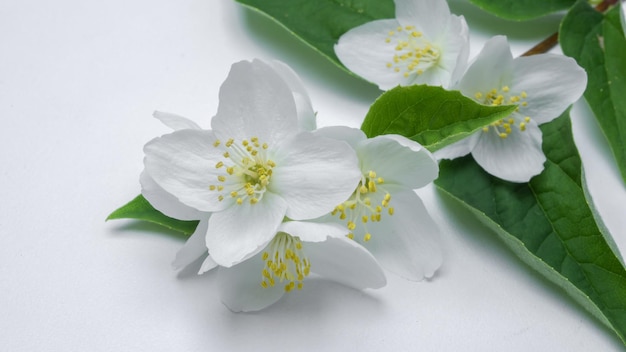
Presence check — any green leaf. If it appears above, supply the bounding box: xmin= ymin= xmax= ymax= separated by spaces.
xmin=469 ymin=0 xmax=576 ymax=20
xmin=360 ymin=85 xmax=517 ymax=152
xmin=435 ymin=113 xmax=626 ymax=345
xmin=235 ymin=0 xmax=394 ymax=71
xmin=560 ymin=2 xmax=626 ymax=184
xmin=107 ymin=195 xmax=199 ymax=236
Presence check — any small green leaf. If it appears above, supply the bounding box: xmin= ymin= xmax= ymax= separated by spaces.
xmin=360 ymin=85 xmax=517 ymax=152
xmin=469 ymin=0 xmax=575 ymax=20
xmin=235 ymin=0 xmax=394 ymax=72
xmin=107 ymin=195 xmax=199 ymax=236
xmin=560 ymin=2 xmax=626 ymax=185
xmin=435 ymin=113 xmax=626 ymax=345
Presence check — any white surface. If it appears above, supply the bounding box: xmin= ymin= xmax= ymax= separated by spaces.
xmin=1 ymin=0 xmax=625 ymax=351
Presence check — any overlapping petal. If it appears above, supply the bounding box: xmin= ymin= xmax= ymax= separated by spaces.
xmin=271 ymin=132 xmax=361 ymax=220
xmin=172 ymin=218 xmax=209 ymax=270
xmin=139 ymin=171 xmax=205 ymax=221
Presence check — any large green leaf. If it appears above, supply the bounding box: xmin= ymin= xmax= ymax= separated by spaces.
xmin=360 ymin=85 xmax=517 ymax=152
xmin=560 ymin=2 xmax=626 ymax=184
xmin=107 ymin=195 xmax=199 ymax=236
xmin=435 ymin=113 xmax=626 ymax=344
xmin=235 ymin=0 xmax=393 ymax=70
xmin=469 ymin=0 xmax=576 ymax=20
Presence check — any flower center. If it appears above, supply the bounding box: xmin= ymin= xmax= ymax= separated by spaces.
xmin=209 ymin=136 xmax=276 ymax=205
xmin=385 ymin=25 xmax=441 ymax=78
xmin=260 ymin=232 xmax=311 ymax=292
xmin=331 ymin=170 xmax=394 ymax=242
xmin=474 ymin=86 xmax=532 ymax=139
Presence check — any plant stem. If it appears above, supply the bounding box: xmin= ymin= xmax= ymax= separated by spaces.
xmin=521 ymin=0 xmax=620 ymax=56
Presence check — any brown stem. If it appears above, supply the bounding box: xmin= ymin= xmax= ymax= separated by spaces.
xmin=521 ymin=0 xmax=620 ymax=56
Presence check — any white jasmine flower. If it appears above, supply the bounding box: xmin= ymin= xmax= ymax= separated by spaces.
xmin=315 ymin=127 xmax=443 ymax=281
xmin=216 ymin=221 xmax=386 ymax=312
xmin=436 ymin=36 xmax=587 ymax=182
xmin=143 ymin=59 xmax=361 ymax=267
xmin=334 ymin=0 xmax=469 ymax=89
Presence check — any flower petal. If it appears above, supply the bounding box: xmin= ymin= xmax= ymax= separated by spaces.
xmin=268 ymin=60 xmax=316 ymax=131
xmin=278 ymin=220 xmax=347 ymax=243
xmin=271 ymin=132 xmax=361 ymax=220
xmin=143 ymin=129 xmax=231 ymax=212
xmin=363 ymin=190 xmax=442 ymax=281
xmin=358 ymin=134 xmax=438 ymax=189
xmin=472 ymin=119 xmax=546 ymax=182
xmin=211 ymin=59 xmax=299 ymax=148
xmin=312 ymin=126 xmax=366 ymax=150
xmin=305 ymin=236 xmax=386 ymax=290
xmin=511 ymin=54 xmax=587 ymax=125
xmin=395 ymin=0 xmax=452 ymax=38
xmin=218 ymin=252 xmax=285 ymax=312
xmin=153 ymin=111 xmax=201 ymax=131
xmin=335 ymin=19 xmax=416 ymax=90
xmin=199 ymin=256 xmax=218 ymax=274
xmin=172 ymin=218 xmax=209 ymax=270
xmin=433 ymin=132 xmax=479 ymax=160
xmin=139 ymin=171 xmax=204 ymax=221
xmin=438 ymin=15 xmax=470 ymax=87
xmin=455 ymin=35 xmax=514 ymax=96
xmin=621 ymin=4 xmax=626 ymax=37
xmin=206 ymin=192 xmax=287 ymax=267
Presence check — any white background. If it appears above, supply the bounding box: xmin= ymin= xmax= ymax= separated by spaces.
xmin=2 ymin=0 xmax=626 ymax=351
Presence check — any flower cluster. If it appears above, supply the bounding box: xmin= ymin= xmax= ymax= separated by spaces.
xmin=336 ymin=0 xmax=587 ymax=183
xmin=140 ymin=59 xmax=442 ymax=311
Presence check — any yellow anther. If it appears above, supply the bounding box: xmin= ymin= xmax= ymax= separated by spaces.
xmin=499 ymin=133 xmax=508 ymax=139
xmin=525 ymin=116 xmax=531 ymax=123
xmin=218 ymin=195 xmax=224 ymax=201
xmin=215 ymin=161 xmax=224 ymax=169
xmin=482 ymin=127 xmax=489 ymax=132
xmin=386 ymin=62 xmax=392 ymax=68
xmin=267 ymin=160 xmax=276 ymax=167
xmin=508 ymin=118 xmax=515 ymax=124
xmin=521 ymin=91 xmax=527 ymax=98
xmin=397 ymin=26 xmax=403 ymax=31
xmin=522 ymin=102 xmax=528 ymax=107
xmin=236 ymin=198 xmax=243 ymax=205
xmin=230 ymin=191 xmax=238 ymax=198
xmin=250 ymin=198 xmax=258 ymax=204
xmin=364 ymin=233 xmax=372 ymax=242
xmin=359 ymin=185 xmax=368 ymax=194
xmin=519 ymin=122 xmax=526 ymax=131
xmin=213 ymin=140 xmax=221 ymax=147
xmin=502 ymin=86 xmax=510 ymax=92
xmin=388 ymin=207 xmax=395 ymax=215
xmin=403 ymin=72 xmax=410 ymax=78
xmin=411 ymin=31 xmax=422 ymax=37
xmin=226 ymin=167 xmax=234 ymax=175
xmin=223 ymin=152 xmax=230 ymax=158
xmin=347 ymin=221 xmax=356 ymax=230
xmin=385 ymin=38 xmax=391 ymax=43
xmin=225 ymin=139 xmax=234 ymax=147
xmin=377 ymin=177 xmax=384 ymax=184
xmin=388 ymin=31 xmax=395 ymax=36
xmin=242 ymin=140 xmax=249 ymax=146
xmin=347 ymin=233 xmax=354 ymax=240
xmin=217 ymin=175 xmax=226 ymax=182
xmin=475 ymin=92 xmax=483 ymax=99
xmin=362 ymin=216 xmax=369 ymax=223
xmin=394 ymin=67 xmax=400 ymax=72
xmin=376 ymin=206 xmax=382 ymax=213
xmin=209 ymin=185 xmax=216 ymax=191
xmin=217 ymin=185 xmax=224 ymax=191
xmin=384 ymin=193 xmax=391 ymax=202
xmin=260 ymin=281 xmax=268 ymax=288
xmin=368 ymin=180 xmax=376 ymax=192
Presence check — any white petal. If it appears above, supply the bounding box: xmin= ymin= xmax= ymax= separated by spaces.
xmin=395 ymin=0 xmax=452 ymax=38
xmin=455 ymin=35 xmax=514 ymax=96
xmin=363 ymin=190 xmax=442 ymax=281
xmin=271 ymin=132 xmax=361 ymax=220
xmin=212 ymin=59 xmax=299 ymax=148
xmin=335 ymin=19 xmax=415 ymax=90
xmin=472 ymin=119 xmax=546 ymax=183
xmin=218 ymin=252 xmax=284 ymax=312
xmin=143 ymin=129 xmax=231 ymax=212
xmin=153 ymin=111 xmax=201 ymax=131
xmin=199 ymin=256 xmax=218 ymax=274
xmin=439 ymin=15 xmax=470 ymax=87
xmin=358 ymin=134 xmax=438 ymax=189
xmin=305 ymin=236 xmax=386 ymax=290
xmin=172 ymin=218 xmax=209 ymax=270
xmin=206 ymin=192 xmax=287 ymax=267
xmin=433 ymin=132 xmax=479 ymax=160
xmin=268 ymin=60 xmax=317 ymax=131
xmin=139 ymin=171 xmax=204 ymax=221
xmin=511 ymin=54 xmax=587 ymax=125
xmin=312 ymin=126 xmax=366 ymax=150
xmin=278 ymin=221 xmax=347 ymax=243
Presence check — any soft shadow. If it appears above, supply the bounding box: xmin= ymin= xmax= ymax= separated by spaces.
xmin=236 ymin=7 xmax=382 ymax=105
xmin=433 ymin=187 xmax=625 ymax=349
